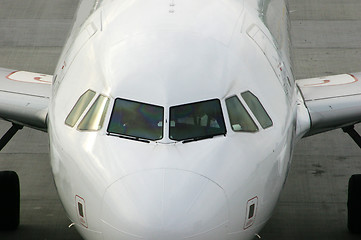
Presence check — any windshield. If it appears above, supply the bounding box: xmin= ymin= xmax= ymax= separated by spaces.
xmin=169 ymin=99 xmax=226 ymax=141
xmin=107 ymin=99 xmax=164 ymax=141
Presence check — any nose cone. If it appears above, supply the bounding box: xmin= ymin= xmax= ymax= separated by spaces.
xmin=101 ymin=170 xmax=228 ymax=240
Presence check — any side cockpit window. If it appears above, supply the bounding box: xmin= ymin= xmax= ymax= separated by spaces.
xmin=225 ymin=96 xmax=258 ymax=132
xmin=65 ymin=90 xmax=110 ymax=131
xmin=78 ymin=95 xmax=110 ymax=131
xmin=241 ymin=91 xmax=273 ymax=129
xmin=65 ymin=90 xmax=96 ymax=127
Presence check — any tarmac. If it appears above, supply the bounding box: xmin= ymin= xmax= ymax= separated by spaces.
xmin=1 ymin=0 xmax=361 ymax=239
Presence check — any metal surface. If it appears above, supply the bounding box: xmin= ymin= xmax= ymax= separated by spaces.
xmin=0 ymin=0 xmax=361 ymax=239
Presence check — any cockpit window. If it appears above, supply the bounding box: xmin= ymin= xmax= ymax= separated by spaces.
xmin=78 ymin=95 xmax=110 ymax=131
xmin=241 ymin=91 xmax=273 ymax=129
xmin=225 ymin=96 xmax=258 ymax=132
xmin=107 ymin=99 xmax=164 ymax=141
xmin=65 ymin=89 xmax=96 ymax=127
xmin=169 ymin=99 xmax=226 ymax=141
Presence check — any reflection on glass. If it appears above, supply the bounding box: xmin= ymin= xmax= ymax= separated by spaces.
xmin=78 ymin=95 xmax=110 ymax=131
xmin=65 ymin=90 xmax=96 ymax=127
xmin=225 ymin=96 xmax=258 ymax=132
xmin=169 ymin=99 xmax=226 ymax=141
xmin=241 ymin=91 xmax=273 ymax=129
xmin=107 ymin=99 xmax=164 ymax=141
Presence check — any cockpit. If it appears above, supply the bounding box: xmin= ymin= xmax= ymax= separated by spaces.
xmin=65 ymin=90 xmax=273 ymax=143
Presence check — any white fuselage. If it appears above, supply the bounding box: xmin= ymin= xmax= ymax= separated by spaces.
xmin=47 ymin=0 xmax=299 ymax=239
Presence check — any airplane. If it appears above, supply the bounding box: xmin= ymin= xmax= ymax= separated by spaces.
xmin=1 ymin=0 xmax=361 ymax=239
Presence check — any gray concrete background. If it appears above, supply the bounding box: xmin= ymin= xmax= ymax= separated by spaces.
xmin=0 ymin=0 xmax=361 ymax=239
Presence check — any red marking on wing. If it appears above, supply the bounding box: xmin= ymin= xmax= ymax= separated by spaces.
xmin=5 ymin=71 xmax=19 ymax=81
xmin=303 ymin=75 xmax=358 ymax=87
xmin=33 ymin=76 xmax=50 ymax=83
xmin=5 ymin=71 xmax=51 ymax=84
xmin=348 ymin=74 xmax=359 ymax=83
xmin=303 ymin=79 xmax=330 ymax=87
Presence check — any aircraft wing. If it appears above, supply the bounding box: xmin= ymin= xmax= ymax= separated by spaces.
xmin=297 ymin=72 xmax=361 ymax=136
xmin=0 ymin=67 xmax=52 ymax=131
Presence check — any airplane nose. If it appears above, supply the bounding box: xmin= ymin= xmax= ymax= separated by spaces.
xmin=100 ymin=169 xmax=228 ymax=240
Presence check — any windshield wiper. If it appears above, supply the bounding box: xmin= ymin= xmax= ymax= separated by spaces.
xmin=107 ymin=133 xmax=151 ymax=143
xmin=182 ymin=134 xmax=225 ymax=144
